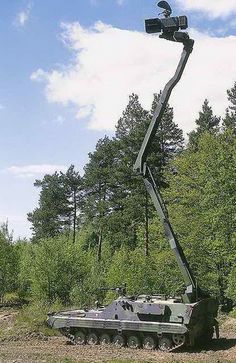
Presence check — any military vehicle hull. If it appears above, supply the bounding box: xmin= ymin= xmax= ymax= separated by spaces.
xmin=47 ymin=295 xmax=218 ymax=351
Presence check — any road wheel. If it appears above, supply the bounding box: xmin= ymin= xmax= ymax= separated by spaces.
xmin=172 ymin=333 xmax=185 ymax=346
xmin=87 ymin=332 xmax=99 ymax=345
xmin=113 ymin=334 xmax=125 ymax=348
xmin=74 ymin=330 xmax=86 ymax=345
xmin=158 ymin=336 xmax=173 ymax=352
xmin=127 ymin=335 xmax=141 ymax=349
xmin=143 ymin=335 xmax=156 ymax=350
xmin=100 ymin=333 xmax=111 ymax=345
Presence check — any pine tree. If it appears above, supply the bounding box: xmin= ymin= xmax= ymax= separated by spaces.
xmin=63 ymin=165 xmax=83 ymax=243
xmin=28 ymin=172 xmax=66 ymax=240
xmin=82 ymin=136 xmax=117 ymax=261
xmin=81 ymin=95 xmax=151 ymax=255
xmin=222 ymin=82 xmax=236 ymax=133
xmin=112 ymin=93 xmax=184 ymax=254
xmin=114 ymin=94 xmax=150 ymax=252
xmin=28 ymin=166 xmax=82 ymax=241
xmin=227 ymin=81 xmax=236 ymax=110
xmin=188 ymin=99 xmax=220 ymax=150
xmin=150 ymin=93 xmax=184 ymax=170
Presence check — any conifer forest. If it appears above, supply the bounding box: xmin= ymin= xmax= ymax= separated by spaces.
xmin=1 ymin=83 xmax=236 ymax=315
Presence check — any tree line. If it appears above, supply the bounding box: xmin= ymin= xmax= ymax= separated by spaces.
xmin=1 ymin=83 xmax=236 ymax=311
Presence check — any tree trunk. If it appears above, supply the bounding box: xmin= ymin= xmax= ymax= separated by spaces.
xmin=144 ymin=191 xmax=149 ymax=256
xmin=97 ymin=183 xmax=106 ymax=262
xmin=97 ymin=227 xmax=102 ymax=262
xmin=72 ymin=189 xmax=77 ymax=243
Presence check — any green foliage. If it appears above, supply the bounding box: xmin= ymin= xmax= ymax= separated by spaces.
xmin=166 ymin=130 xmax=236 ymax=301
xmin=30 ymin=236 xmax=90 ymax=304
xmin=0 ymin=224 xmax=18 ymax=301
xmin=229 ymin=307 xmax=236 ymax=318
xmin=15 ymin=301 xmax=55 ymax=334
xmin=82 ymin=136 xmax=118 ymax=258
xmin=227 ymin=255 xmax=236 ymax=302
xmin=15 ymin=240 xmax=33 ymax=299
xmin=150 ymin=93 xmax=184 ymax=167
xmin=70 ymin=241 xmax=113 ymax=306
xmin=106 ymin=247 xmax=182 ymax=297
xmin=223 ymin=81 xmax=236 ymax=132
xmin=28 ymin=165 xmax=82 ymax=241
xmin=188 ymin=99 xmax=220 ymax=150
xmin=0 ymin=301 xmax=63 ymax=340
xmin=2 ymin=89 xmax=236 ymax=314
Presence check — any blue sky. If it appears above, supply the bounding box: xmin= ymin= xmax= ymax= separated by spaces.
xmin=0 ymin=0 xmax=236 ymax=239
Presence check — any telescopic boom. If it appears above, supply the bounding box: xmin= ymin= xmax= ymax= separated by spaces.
xmin=133 ymin=2 xmax=201 ymax=303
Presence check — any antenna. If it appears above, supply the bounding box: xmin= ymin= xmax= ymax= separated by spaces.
xmin=157 ymin=1 xmax=172 ymax=17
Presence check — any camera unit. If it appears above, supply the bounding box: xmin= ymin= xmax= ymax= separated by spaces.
xmin=145 ymin=16 xmax=188 ymax=35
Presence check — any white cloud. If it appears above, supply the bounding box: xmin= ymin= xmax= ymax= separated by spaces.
xmin=176 ymin=0 xmax=236 ymax=18
xmin=31 ymin=22 xmax=236 ymax=135
xmin=31 ymin=68 xmax=46 ymax=81
xmin=15 ymin=3 xmax=32 ymax=27
xmin=4 ymin=164 xmax=68 ymax=178
xmin=0 ymin=104 xmax=4 ymax=110
xmin=117 ymin=0 xmax=124 ymax=5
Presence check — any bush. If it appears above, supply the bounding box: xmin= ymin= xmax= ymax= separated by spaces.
xmin=227 ymin=263 xmax=236 ymax=303
xmin=106 ymin=247 xmax=182 ymax=298
xmin=29 ymin=236 xmax=91 ymax=304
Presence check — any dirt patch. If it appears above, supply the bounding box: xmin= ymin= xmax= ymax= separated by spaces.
xmin=221 ymin=318 xmax=236 ymax=337
xmin=0 ymin=310 xmax=17 ymax=327
xmin=0 ymin=308 xmax=49 ymax=344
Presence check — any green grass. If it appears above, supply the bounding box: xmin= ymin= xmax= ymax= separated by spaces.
xmin=0 ymin=301 xmax=62 ymax=341
xmin=229 ymin=307 xmax=236 ymax=318
xmin=14 ymin=301 xmax=57 ymax=336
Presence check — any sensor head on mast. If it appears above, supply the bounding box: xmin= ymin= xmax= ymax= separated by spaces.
xmin=145 ymin=1 xmax=188 ymax=35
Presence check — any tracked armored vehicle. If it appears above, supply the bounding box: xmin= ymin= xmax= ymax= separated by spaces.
xmin=48 ymin=293 xmax=218 ymax=350
xmin=47 ymin=1 xmax=219 ymax=351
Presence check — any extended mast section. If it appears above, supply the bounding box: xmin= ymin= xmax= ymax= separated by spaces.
xmin=133 ymin=1 xmax=199 ymax=303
